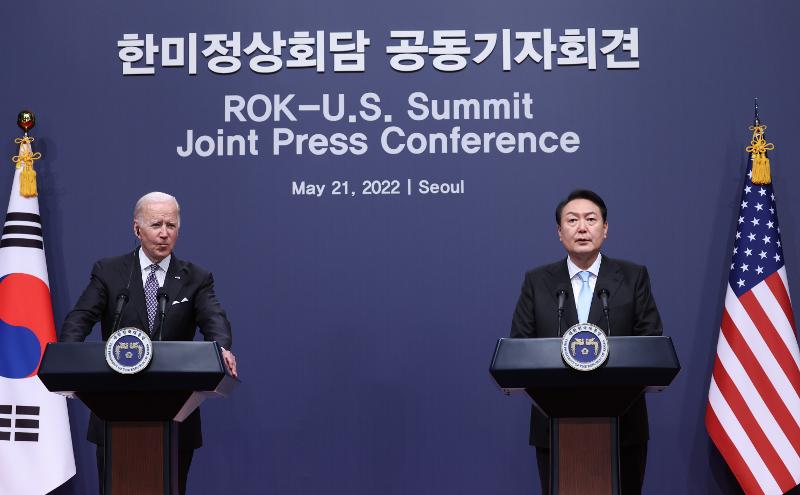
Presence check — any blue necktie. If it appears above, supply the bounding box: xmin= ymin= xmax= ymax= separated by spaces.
xmin=144 ymin=264 xmax=159 ymax=332
xmin=577 ymin=271 xmax=592 ymax=323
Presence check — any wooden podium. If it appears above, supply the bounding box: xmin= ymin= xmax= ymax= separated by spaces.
xmin=490 ymin=336 xmax=680 ymax=495
xmin=39 ymin=341 xmax=238 ymax=495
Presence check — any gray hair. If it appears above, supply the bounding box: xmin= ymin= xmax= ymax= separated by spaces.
xmin=133 ymin=192 xmax=180 ymax=226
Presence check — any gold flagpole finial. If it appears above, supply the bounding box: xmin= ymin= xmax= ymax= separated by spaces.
xmin=17 ymin=110 xmax=35 ymax=135
xmin=11 ymin=110 xmax=40 ymax=197
xmin=747 ymin=100 xmax=773 ymax=185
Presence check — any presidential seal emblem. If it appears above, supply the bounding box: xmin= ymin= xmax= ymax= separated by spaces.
xmin=561 ymin=323 xmax=609 ymax=371
xmin=105 ymin=327 xmax=153 ymax=374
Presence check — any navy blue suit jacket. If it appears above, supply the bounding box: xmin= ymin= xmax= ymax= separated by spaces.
xmin=60 ymin=249 xmax=232 ymax=449
xmin=510 ymin=255 xmax=663 ymax=447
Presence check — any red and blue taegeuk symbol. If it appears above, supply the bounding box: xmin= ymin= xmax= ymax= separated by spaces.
xmin=0 ymin=273 xmax=56 ymax=378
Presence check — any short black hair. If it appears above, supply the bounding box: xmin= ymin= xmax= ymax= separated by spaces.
xmin=555 ymin=189 xmax=607 ymax=224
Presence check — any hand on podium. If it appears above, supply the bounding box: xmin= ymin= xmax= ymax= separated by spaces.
xmin=221 ymin=348 xmax=238 ymax=378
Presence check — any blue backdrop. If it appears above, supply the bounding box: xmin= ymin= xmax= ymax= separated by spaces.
xmin=3 ymin=1 xmax=800 ymax=493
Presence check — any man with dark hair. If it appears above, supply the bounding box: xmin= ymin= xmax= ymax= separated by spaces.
xmin=554 ymin=188 xmax=607 ymax=225
xmin=511 ymin=189 xmax=662 ymax=495
xmin=60 ymin=192 xmax=238 ymax=495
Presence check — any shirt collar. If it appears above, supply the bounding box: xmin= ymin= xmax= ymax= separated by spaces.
xmin=139 ymin=250 xmax=171 ymax=274
xmin=566 ymin=253 xmax=602 ymax=280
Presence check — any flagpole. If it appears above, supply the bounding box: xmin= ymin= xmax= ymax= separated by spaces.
xmin=754 ymin=98 xmax=760 ymax=126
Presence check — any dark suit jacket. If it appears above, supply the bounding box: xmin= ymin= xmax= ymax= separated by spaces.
xmin=510 ymin=255 xmax=662 ymax=447
xmin=60 ymin=249 xmax=233 ymax=449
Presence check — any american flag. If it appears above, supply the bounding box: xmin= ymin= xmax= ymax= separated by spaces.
xmin=706 ymin=139 xmax=800 ymax=495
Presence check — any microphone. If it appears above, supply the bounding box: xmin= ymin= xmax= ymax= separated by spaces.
xmin=556 ymin=287 xmax=568 ymax=337
xmin=597 ymin=288 xmax=611 ymax=335
xmin=109 ymin=249 xmax=138 ymax=336
xmin=154 ymin=289 xmax=169 ymax=341
xmin=109 ymin=289 xmax=129 ymax=334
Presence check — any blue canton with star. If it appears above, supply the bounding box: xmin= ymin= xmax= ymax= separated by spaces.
xmin=729 ymin=159 xmax=785 ymax=297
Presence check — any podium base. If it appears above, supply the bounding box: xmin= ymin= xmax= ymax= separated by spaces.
xmin=550 ymin=417 xmax=619 ymax=495
xmin=104 ymin=421 xmax=179 ymax=495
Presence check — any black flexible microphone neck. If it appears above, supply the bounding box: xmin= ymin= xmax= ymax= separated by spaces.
xmin=597 ymin=288 xmax=611 ymax=336
xmin=556 ymin=288 xmax=568 ymax=337
xmin=154 ymin=289 xmax=169 ymax=341
xmin=110 ymin=289 xmax=129 ymax=334
xmin=110 ymin=249 xmax=139 ymax=335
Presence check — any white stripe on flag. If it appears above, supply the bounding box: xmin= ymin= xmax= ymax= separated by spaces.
xmin=709 ymin=376 xmax=781 ymax=495
xmin=3 ymin=221 xmax=40 ymax=227
xmin=779 ymin=267 xmax=793 ymax=305
xmin=726 ymin=286 xmax=800 ymax=423
xmin=1 ymin=234 xmax=43 ymax=240
xmin=716 ymin=331 xmax=800 ymax=474
xmin=752 ymin=281 xmax=800 ymax=371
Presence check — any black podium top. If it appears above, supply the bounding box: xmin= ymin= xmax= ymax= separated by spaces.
xmin=39 ymin=341 xmax=237 ymax=421
xmin=39 ymin=341 xmax=235 ymax=395
xmin=490 ymin=336 xmax=680 ymax=390
xmin=490 ymin=336 xmax=680 ymax=417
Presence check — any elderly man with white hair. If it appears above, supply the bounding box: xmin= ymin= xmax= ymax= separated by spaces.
xmin=61 ymin=191 xmax=237 ymax=495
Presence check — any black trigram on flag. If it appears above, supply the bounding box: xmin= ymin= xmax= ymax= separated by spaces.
xmin=0 ymin=212 xmax=43 ymax=249
xmin=0 ymin=404 xmax=40 ymax=441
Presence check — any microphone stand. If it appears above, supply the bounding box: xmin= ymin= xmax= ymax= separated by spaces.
xmin=154 ymin=291 xmax=169 ymax=341
xmin=598 ymin=289 xmax=612 ymax=336
xmin=556 ymin=289 xmax=567 ymax=337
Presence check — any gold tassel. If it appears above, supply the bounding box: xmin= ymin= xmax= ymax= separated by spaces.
xmin=751 ymin=154 xmax=770 ymax=185
xmin=19 ymin=163 xmax=37 ymax=197
xmin=746 ymin=125 xmax=774 ymax=185
xmin=11 ymin=136 xmax=41 ymax=198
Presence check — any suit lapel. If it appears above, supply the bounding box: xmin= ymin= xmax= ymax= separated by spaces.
xmin=588 ymin=256 xmax=623 ymax=326
xmin=161 ymin=254 xmax=188 ymax=337
xmin=546 ymin=260 xmax=579 ymax=329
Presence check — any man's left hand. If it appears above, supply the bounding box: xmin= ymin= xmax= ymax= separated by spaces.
xmin=221 ymin=348 xmax=238 ymax=378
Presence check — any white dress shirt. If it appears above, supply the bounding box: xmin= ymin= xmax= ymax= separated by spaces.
xmin=139 ymin=251 xmax=171 ymax=288
xmin=566 ymin=253 xmax=602 ymax=315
